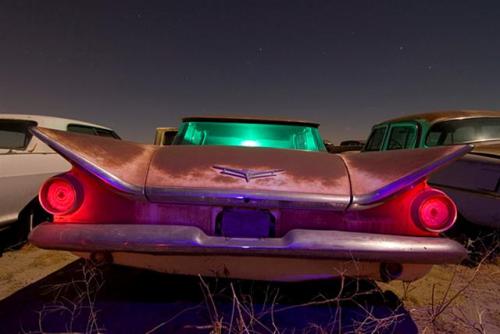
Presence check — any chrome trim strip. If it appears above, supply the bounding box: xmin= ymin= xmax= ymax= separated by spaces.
xmin=146 ymin=186 xmax=350 ymax=210
xmin=30 ymin=127 xmax=143 ymax=196
xmin=351 ymin=145 xmax=473 ymax=205
xmin=30 ymin=223 xmax=467 ymax=264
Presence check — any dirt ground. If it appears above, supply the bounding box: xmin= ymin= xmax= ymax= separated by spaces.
xmin=0 ymin=245 xmax=499 ymax=333
xmin=378 ymin=260 xmax=500 ymax=333
xmin=0 ymin=244 xmax=77 ymax=300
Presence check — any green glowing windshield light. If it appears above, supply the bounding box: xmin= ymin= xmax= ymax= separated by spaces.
xmin=174 ymin=121 xmax=325 ymax=152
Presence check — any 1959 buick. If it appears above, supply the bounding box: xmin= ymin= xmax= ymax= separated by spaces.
xmin=28 ymin=116 xmax=469 ymax=282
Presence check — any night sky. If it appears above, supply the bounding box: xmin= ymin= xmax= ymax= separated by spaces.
xmin=1 ymin=1 xmax=499 ymax=144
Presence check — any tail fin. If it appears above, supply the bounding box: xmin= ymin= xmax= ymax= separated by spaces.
xmin=31 ymin=127 xmax=159 ymax=195
xmin=341 ymin=145 xmax=472 ymax=205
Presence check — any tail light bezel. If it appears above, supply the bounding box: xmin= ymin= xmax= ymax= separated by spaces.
xmin=39 ymin=174 xmax=83 ymax=215
xmin=411 ymin=189 xmax=457 ymax=233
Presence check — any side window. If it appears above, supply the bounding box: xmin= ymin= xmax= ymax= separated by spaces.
xmin=67 ymin=124 xmax=96 ymax=135
xmin=453 ymin=126 xmax=475 ymax=143
xmin=387 ymin=125 xmax=417 ymax=150
xmin=426 ymin=131 xmax=442 ymax=146
xmin=427 ymin=118 xmax=500 ymax=146
xmin=95 ymin=128 xmax=121 ymax=139
xmin=482 ymin=124 xmax=500 ymax=139
xmin=68 ymin=124 xmax=120 ymax=139
xmin=0 ymin=120 xmax=37 ymax=150
xmin=364 ymin=126 xmax=387 ymax=151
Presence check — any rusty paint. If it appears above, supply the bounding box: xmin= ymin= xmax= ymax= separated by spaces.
xmin=32 ymin=127 xmax=159 ymax=194
xmin=381 ymin=109 xmax=500 ymax=125
xmin=146 ymin=145 xmax=350 ymax=197
xmin=340 ymin=145 xmax=471 ymax=204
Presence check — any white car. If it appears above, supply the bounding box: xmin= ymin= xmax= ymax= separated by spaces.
xmin=0 ymin=114 xmax=120 ymax=250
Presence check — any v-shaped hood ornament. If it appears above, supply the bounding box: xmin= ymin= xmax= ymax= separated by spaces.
xmin=213 ymin=165 xmax=284 ymax=182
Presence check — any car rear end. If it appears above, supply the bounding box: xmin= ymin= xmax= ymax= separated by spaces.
xmin=28 ymin=125 xmax=468 ymax=282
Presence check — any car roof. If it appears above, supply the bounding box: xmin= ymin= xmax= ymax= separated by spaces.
xmin=182 ymin=115 xmax=320 ymax=127
xmin=0 ymin=114 xmax=114 ymax=131
xmin=378 ymin=110 xmax=500 ymax=126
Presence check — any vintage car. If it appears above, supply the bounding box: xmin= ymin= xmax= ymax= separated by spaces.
xmin=326 ymin=140 xmax=366 ymax=154
xmin=364 ymin=110 xmax=500 ymax=228
xmin=0 ymin=114 xmax=120 ymax=250
xmin=153 ymin=127 xmax=178 ymax=146
xmin=28 ymin=116 xmax=469 ymax=282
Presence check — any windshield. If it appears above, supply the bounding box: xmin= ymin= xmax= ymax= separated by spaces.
xmin=0 ymin=120 xmax=37 ymax=150
xmin=173 ymin=121 xmax=326 ymax=152
xmin=426 ymin=117 xmax=500 ymax=146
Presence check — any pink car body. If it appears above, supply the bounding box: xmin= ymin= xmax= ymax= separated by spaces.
xmin=28 ymin=117 xmax=469 ymax=282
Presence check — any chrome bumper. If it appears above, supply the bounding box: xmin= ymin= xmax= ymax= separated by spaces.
xmin=29 ymin=223 xmax=467 ymax=264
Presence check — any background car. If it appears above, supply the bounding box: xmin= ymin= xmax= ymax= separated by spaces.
xmin=0 ymin=114 xmax=120 ymax=251
xmin=28 ymin=116 xmax=468 ymax=282
xmin=325 ymin=139 xmax=366 ymax=153
xmin=363 ymin=110 xmax=500 ymax=229
xmin=153 ymin=127 xmax=178 ymax=146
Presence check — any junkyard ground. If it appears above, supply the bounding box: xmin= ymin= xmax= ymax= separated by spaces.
xmin=0 ymin=244 xmax=499 ymax=333
xmin=0 ymin=244 xmax=77 ymax=300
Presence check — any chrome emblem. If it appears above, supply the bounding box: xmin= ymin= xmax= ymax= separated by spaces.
xmin=213 ymin=165 xmax=284 ymax=182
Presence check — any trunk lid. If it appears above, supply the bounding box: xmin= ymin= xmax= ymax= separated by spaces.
xmin=145 ymin=145 xmax=351 ymax=209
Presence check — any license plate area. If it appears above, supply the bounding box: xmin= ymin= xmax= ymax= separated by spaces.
xmin=215 ymin=208 xmax=276 ymax=238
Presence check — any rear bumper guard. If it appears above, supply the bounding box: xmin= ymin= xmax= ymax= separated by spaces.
xmin=29 ymin=223 xmax=467 ymax=264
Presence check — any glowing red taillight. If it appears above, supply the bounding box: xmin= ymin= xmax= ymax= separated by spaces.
xmin=411 ymin=189 xmax=457 ymax=232
xmin=40 ymin=175 xmax=83 ymax=215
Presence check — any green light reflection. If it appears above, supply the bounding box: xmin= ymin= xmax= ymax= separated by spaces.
xmin=174 ymin=121 xmax=326 ymax=152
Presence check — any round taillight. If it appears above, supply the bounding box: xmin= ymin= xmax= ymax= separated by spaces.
xmin=40 ymin=175 xmax=82 ymax=215
xmin=411 ymin=189 xmax=457 ymax=232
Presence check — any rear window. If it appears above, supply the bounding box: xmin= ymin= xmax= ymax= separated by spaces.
xmin=426 ymin=117 xmax=500 ymax=146
xmin=364 ymin=126 xmax=387 ymax=151
xmin=67 ymin=124 xmax=120 ymax=139
xmin=173 ymin=121 xmax=326 ymax=152
xmin=0 ymin=120 xmax=37 ymax=150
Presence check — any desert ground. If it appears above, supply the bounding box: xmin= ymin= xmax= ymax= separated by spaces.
xmin=0 ymin=243 xmax=498 ymax=333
